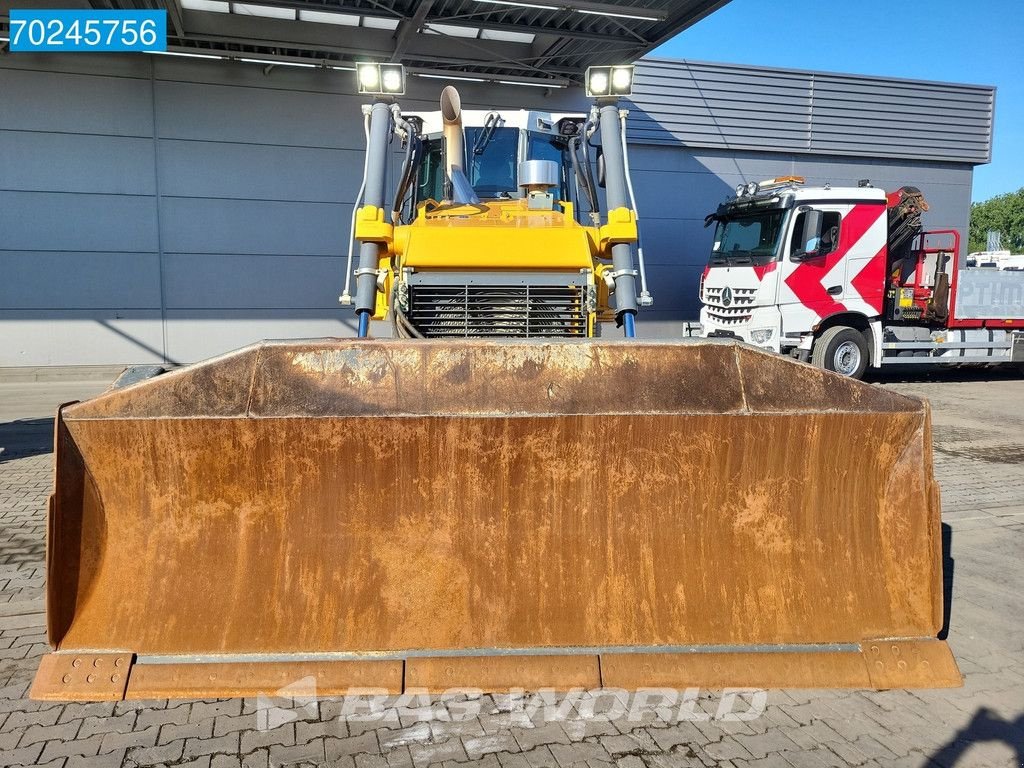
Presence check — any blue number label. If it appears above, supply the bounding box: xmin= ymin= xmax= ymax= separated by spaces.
xmin=9 ymin=10 xmax=167 ymax=52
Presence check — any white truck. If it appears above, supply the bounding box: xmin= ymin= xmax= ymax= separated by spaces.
xmin=967 ymin=250 xmax=1024 ymax=270
xmin=698 ymin=177 xmax=1024 ymax=378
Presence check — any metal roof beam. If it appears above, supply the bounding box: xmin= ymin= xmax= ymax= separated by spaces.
xmin=472 ymin=0 xmax=667 ymax=22
xmin=164 ymin=0 xmax=185 ymax=38
xmin=181 ymin=9 xmax=539 ymax=65
xmin=203 ymin=0 xmax=644 ymax=44
xmin=392 ymin=0 xmax=434 ymax=61
xmin=431 ymin=15 xmax=637 ymax=43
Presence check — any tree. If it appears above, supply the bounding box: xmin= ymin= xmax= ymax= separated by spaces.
xmin=969 ymin=188 xmax=1024 ymax=253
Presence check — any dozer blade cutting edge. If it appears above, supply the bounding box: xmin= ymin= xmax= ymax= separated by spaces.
xmin=31 ymin=339 xmax=960 ymax=701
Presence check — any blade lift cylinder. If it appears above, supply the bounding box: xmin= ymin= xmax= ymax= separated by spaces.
xmin=597 ymin=102 xmax=639 ymax=336
xmin=354 ymin=99 xmax=394 ymax=336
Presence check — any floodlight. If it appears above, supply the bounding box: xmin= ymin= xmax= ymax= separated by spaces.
xmin=587 ymin=69 xmax=609 ymax=97
xmin=380 ymin=63 xmax=405 ymax=94
xmin=357 ymin=62 xmax=406 ymax=95
xmin=610 ymin=66 xmax=633 ymax=93
xmin=358 ymin=63 xmax=379 ymax=90
xmin=585 ymin=65 xmax=633 ymax=98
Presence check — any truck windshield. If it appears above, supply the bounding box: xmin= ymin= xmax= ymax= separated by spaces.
xmin=710 ymin=210 xmax=786 ymax=266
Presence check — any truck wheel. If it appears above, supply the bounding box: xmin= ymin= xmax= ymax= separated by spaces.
xmin=812 ymin=326 xmax=869 ymax=379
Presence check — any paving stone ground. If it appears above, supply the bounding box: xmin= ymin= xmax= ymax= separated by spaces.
xmin=1 ymin=369 xmax=1022 ymax=768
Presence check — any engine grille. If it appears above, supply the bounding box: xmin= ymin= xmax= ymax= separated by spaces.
xmin=407 ymin=284 xmax=587 ymax=338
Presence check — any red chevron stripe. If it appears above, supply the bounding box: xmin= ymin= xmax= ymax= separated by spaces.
xmin=784 ymin=204 xmax=885 ymax=318
xmin=850 ymin=244 xmax=887 ymax=314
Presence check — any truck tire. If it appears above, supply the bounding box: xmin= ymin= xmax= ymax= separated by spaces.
xmin=812 ymin=326 xmax=869 ymax=379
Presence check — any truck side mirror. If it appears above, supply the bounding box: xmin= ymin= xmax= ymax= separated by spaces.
xmin=596 ymin=147 xmax=606 ymax=189
xmin=793 ymin=209 xmax=822 ymax=261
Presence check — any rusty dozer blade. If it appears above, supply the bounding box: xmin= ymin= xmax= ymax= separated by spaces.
xmin=32 ymin=339 xmax=960 ymax=700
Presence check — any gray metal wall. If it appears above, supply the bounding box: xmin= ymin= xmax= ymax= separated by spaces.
xmin=0 ymin=54 xmax=993 ymax=366
xmin=631 ymin=58 xmax=994 ymax=163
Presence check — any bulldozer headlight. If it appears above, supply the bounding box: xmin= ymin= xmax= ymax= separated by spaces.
xmin=611 ymin=66 xmax=633 ymax=93
xmin=358 ymin=63 xmax=379 ymax=90
xmin=587 ymin=68 xmax=609 ymax=97
xmin=380 ymin=64 xmax=405 ymax=94
xmin=357 ymin=63 xmax=405 ymax=96
xmin=586 ymin=65 xmax=633 ymax=98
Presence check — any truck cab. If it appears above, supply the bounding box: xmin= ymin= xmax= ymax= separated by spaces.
xmin=700 ymin=178 xmax=1024 ymax=377
xmin=701 ymin=178 xmax=890 ymax=376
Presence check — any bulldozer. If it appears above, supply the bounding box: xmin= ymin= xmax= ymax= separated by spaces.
xmin=32 ymin=64 xmax=960 ymax=701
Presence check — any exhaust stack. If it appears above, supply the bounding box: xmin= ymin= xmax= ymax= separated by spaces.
xmin=440 ymin=85 xmax=463 ymax=179
xmin=440 ymin=86 xmax=479 ymax=205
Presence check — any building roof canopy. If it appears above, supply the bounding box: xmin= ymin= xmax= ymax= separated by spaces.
xmin=2 ymin=0 xmax=728 ymax=86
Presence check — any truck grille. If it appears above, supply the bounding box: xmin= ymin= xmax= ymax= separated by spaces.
xmin=704 ymin=306 xmax=753 ymax=325
xmin=407 ymin=284 xmax=587 ymax=338
xmin=702 ymin=286 xmax=757 ymax=308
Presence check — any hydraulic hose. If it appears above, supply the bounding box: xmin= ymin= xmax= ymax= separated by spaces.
xmin=581 ymin=115 xmax=601 ymax=220
xmin=391 ymin=115 xmax=414 ymax=222
xmin=619 ymin=109 xmax=652 ymax=307
xmin=340 ymin=109 xmax=371 ymax=306
xmin=569 ymin=136 xmax=598 ymax=217
xmin=391 ymin=108 xmax=422 ymax=224
xmin=388 ymin=282 xmax=420 ymax=339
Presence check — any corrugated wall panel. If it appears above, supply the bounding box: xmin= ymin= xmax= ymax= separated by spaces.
xmin=0 ymin=253 xmax=162 ymax=310
xmin=630 ymin=61 xmax=810 ymax=150
xmin=0 ymin=68 xmax=153 ymax=136
xmin=0 ymin=191 xmax=158 ymax=252
xmin=0 ymin=132 xmax=156 ymax=196
xmin=631 ymin=59 xmax=994 ymax=163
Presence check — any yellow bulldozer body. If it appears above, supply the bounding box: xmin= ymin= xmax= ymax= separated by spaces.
xmin=359 ymin=200 xmax=636 ymax=331
xmin=32 ymin=340 xmax=960 ymax=701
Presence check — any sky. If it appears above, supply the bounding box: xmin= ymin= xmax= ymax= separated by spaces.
xmin=654 ymin=0 xmax=1023 ymax=203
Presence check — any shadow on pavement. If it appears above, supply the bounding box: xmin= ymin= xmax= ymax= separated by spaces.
xmin=0 ymin=418 xmax=55 ymax=463
xmin=866 ymin=364 xmax=1023 ymax=384
xmin=940 ymin=522 xmax=954 ymax=640
xmin=930 ymin=708 xmax=1024 ymax=766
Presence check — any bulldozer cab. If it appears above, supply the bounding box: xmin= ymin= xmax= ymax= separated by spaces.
xmin=408 ymin=110 xmax=585 ymax=218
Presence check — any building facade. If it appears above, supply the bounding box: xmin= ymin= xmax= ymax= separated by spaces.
xmin=0 ymin=53 xmax=994 ymax=365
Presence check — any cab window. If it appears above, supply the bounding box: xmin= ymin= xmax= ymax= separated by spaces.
xmin=417 ymin=139 xmax=444 ymax=203
xmin=790 ymin=210 xmax=842 ymax=259
xmin=527 ymin=133 xmax=571 ymax=203
xmin=466 ymin=127 xmax=519 ymax=198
